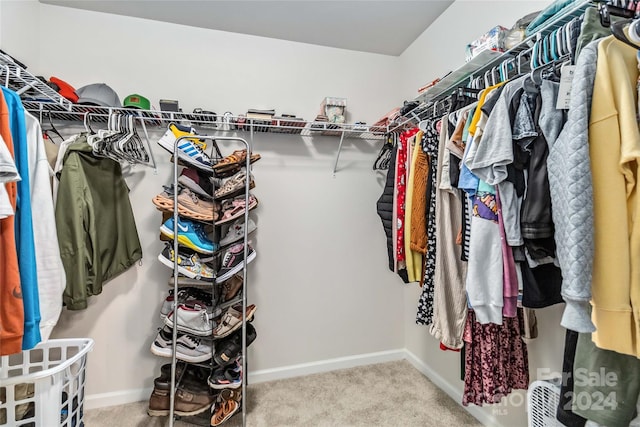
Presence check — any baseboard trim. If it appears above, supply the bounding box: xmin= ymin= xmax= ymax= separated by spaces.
xmin=403 ymin=349 xmax=502 ymax=427
xmin=85 ymin=388 xmax=153 ymax=411
xmin=248 ymin=349 xmax=406 ymax=384
xmin=84 ymin=349 xmax=506 ymax=426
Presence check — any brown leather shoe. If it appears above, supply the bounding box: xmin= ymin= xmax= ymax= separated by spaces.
xmin=147 ymin=389 xmax=170 ymax=417
xmin=174 ymin=387 xmax=216 ymax=416
xmin=222 ymin=275 xmax=243 ymax=302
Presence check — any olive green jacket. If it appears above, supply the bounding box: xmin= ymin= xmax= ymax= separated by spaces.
xmin=55 ymin=136 xmax=142 ymax=310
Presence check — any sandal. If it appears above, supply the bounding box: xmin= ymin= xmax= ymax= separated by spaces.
xmin=211 ymin=389 xmax=242 ymax=426
xmin=213 ymin=149 xmax=261 ymax=172
xmin=213 ymin=304 xmax=257 ymax=339
xmin=215 ymin=195 xmax=258 ymax=225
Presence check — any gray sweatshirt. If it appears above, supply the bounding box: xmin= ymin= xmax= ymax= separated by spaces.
xmin=547 ymin=40 xmax=599 ymax=333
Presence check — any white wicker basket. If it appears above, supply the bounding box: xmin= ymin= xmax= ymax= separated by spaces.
xmin=0 ymin=339 xmax=94 ymax=427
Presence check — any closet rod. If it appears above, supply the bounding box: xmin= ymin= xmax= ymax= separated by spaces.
xmin=170 ymin=135 xmax=252 ymax=427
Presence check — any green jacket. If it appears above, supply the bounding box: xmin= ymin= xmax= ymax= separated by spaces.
xmin=55 ymin=136 xmax=142 ymax=310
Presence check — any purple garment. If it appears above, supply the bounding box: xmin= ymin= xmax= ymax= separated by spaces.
xmin=472 ymin=192 xmax=498 ymax=222
xmin=496 ymin=188 xmax=518 ymax=317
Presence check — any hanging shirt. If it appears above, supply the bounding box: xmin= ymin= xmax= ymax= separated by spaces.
xmin=1 ymin=87 xmax=41 ymax=350
xmin=0 ymin=90 xmax=24 ymax=356
xmin=24 ymin=112 xmax=65 ymax=341
xmin=0 ymin=133 xmax=20 ymax=218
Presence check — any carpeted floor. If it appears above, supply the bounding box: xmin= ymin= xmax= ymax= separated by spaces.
xmin=84 ymin=360 xmax=481 ymax=426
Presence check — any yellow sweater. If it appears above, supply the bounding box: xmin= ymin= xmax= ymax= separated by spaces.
xmin=590 ymin=37 xmax=640 ymax=357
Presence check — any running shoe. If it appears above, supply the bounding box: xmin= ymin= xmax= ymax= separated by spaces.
xmin=160 ymin=217 xmax=218 ymax=254
xmin=158 ymin=243 xmax=215 ymax=281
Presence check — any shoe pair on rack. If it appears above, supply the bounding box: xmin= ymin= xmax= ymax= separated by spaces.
xmin=148 ymin=363 xmax=215 ymax=417
xmin=152 ymin=184 xmax=221 ymax=222
xmin=160 ymin=216 xmax=218 ymax=254
xmin=150 ymin=325 xmax=214 ymax=363
xmin=158 ymin=123 xmax=215 ymax=172
xmin=214 ymin=322 xmax=257 ymax=367
xmin=219 ymin=216 xmax=257 ymax=247
xmin=158 ymin=242 xmax=215 ymax=281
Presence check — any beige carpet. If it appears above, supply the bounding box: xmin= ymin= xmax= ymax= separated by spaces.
xmin=84 ymin=360 xmax=481 ymax=427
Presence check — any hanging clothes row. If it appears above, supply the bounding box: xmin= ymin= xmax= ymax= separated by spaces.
xmin=0 ymin=86 xmax=65 ymax=356
xmin=0 ymin=86 xmax=145 ymax=356
xmin=376 ymin=2 xmax=640 ymax=415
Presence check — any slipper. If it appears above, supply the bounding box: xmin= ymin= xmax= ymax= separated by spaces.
xmin=215 ymin=195 xmax=258 ymax=225
xmin=213 ymin=149 xmax=261 ymax=172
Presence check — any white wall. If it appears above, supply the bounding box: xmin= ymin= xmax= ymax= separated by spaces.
xmin=2 ymin=0 xmax=407 ymax=405
xmin=2 ymin=1 xmax=576 ymax=425
xmin=400 ymin=2 xmax=568 ymax=427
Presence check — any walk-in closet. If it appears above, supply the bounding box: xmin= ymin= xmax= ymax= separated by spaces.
xmin=2 ymin=1 xmax=640 ymax=426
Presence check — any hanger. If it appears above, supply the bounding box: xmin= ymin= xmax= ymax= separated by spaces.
xmin=41 ymin=111 xmax=64 ymax=143
xmin=611 ymin=19 xmax=640 ymax=49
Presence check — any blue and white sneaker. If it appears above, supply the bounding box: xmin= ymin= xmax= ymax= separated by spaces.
xmin=158 ymin=123 xmax=213 ymax=172
xmin=160 ymin=217 xmax=218 ymax=254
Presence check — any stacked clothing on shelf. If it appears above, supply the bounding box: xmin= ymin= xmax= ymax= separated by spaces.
xmin=149 ymin=123 xmax=261 ymax=425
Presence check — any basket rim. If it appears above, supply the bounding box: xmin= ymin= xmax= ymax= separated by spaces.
xmin=0 ymin=338 xmax=95 ymax=387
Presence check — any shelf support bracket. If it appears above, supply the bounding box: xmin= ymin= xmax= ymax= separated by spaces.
xmin=332 ymin=130 xmax=346 ymax=176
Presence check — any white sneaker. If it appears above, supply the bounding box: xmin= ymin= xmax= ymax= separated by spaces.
xmin=220 ymin=218 xmax=257 ymax=247
xmin=164 ymin=304 xmax=215 ymax=336
xmin=150 ymin=326 xmax=213 ymax=363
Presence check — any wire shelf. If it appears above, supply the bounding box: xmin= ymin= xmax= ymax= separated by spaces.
xmin=22 ymin=101 xmax=385 ymax=140
xmin=385 ymin=0 xmax=592 ymax=131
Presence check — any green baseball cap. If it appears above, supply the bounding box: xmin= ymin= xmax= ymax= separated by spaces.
xmin=123 ymin=94 xmax=151 ymax=110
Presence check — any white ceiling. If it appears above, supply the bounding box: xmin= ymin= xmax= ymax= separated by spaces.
xmin=39 ymin=0 xmax=453 ymax=56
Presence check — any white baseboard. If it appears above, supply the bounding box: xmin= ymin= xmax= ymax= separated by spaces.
xmin=248 ymin=349 xmax=406 ymax=384
xmin=85 ymin=388 xmax=153 ymax=411
xmin=84 ymin=349 xmax=405 ymax=410
xmin=403 ymin=349 xmax=502 ymax=427
xmin=84 ymin=349 xmax=507 ymax=427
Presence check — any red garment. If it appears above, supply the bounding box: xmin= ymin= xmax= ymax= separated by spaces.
xmin=0 ymin=92 xmax=23 ymax=356
xmin=395 ymin=128 xmax=420 ymax=265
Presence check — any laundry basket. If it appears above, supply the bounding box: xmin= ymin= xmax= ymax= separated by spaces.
xmin=0 ymin=338 xmax=94 ymax=427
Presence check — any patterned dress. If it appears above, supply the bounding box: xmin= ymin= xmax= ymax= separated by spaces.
xmin=416 ymin=120 xmax=440 ymax=325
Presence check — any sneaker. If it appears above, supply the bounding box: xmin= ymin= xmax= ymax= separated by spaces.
xmin=214 ymin=323 xmax=257 ymax=366
xmin=179 ymin=168 xmax=216 ymax=199
xmin=211 ymin=389 xmax=242 ymax=426
xmin=158 ymin=124 xmax=213 ymax=172
xmin=150 ymin=326 xmax=214 ymax=363
xmin=220 ymin=218 xmax=257 ymax=247
xmin=160 ymin=288 xmax=217 ymax=320
xmin=216 ymin=243 xmax=256 ymax=283
xmin=160 ymin=217 xmax=218 ymax=254
xmin=164 ymin=303 xmax=216 ymax=336
xmin=208 ymin=359 xmax=242 ymax=389
xmin=214 ymin=170 xmax=255 ymax=200
xmin=178 ymin=188 xmax=220 ymax=222
xmin=158 ymin=243 xmax=215 ymax=281
xmin=213 ymin=304 xmax=257 ymax=339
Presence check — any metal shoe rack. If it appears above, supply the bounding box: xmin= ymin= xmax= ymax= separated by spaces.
xmin=160 ymin=134 xmax=254 ymax=427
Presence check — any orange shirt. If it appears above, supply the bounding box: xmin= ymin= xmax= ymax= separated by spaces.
xmin=0 ymin=91 xmax=23 ymax=356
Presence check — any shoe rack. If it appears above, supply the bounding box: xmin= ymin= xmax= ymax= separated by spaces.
xmin=155 ymin=134 xmax=255 ymax=427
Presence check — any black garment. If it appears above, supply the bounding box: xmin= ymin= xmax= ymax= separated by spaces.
xmin=376 ymin=144 xmax=397 ymax=272
xmin=520 ymin=260 xmax=564 ymax=308
xmin=557 ymin=330 xmax=587 ymax=427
